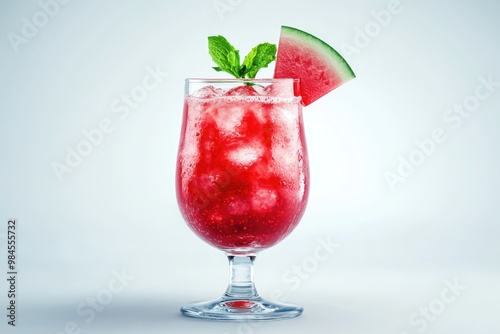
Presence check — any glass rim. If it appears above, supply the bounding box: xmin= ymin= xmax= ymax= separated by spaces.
xmin=186 ymin=78 xmax=299 ymax=83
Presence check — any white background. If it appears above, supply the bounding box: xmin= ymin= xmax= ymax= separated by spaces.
xmin=1 ymin=0 xmax=499 ymax=333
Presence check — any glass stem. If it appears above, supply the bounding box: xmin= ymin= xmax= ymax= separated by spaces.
xmin=224 ymin=255 xmax=259 ymax=299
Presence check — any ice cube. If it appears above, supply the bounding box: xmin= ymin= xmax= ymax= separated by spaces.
xmin=212 ymin=105 xmax=246 ymax=134
xmin=227 ymin=144 xmax=264 ymax=166
xmin=192 ymin=85 xmax=224 ymax=98
xmin=252 ymin=106 xmax=267 ymax=124
xmin=225 ymin=85 xmax=259 ymax=96
xmin=272 ymin=144 xmax=294 ymax=171
xmin=196 ymin=173 xmax=221 ymax=198
xmin=270 ymin=105 xmax=300 ymax=179
xmin=264 ymin=80 xmax=295 ymax=97
xmin=270 ymin=105 xmax=298 ymax=144
xmin=227 ymin=196 xmax=250 ymax=215
xmin=252 ymin=84 xmax=267 ymax=96
xmin=251 ymin=189 xmax=278 ymax=212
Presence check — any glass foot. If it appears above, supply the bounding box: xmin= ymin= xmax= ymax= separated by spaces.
xmin=180 ymin=296 xmax=303 ymax=321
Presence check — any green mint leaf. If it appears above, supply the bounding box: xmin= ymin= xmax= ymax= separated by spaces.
xmin=208 ymin=36 xmax=277 ymax=79
xmin=242 ymin=43 xmax=277 ymax=78
xmin=208 ymin=35 xmax=242 ymax=78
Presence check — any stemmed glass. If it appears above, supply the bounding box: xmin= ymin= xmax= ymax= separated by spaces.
xmin=175 ymin=78 xmax=309 ymax=320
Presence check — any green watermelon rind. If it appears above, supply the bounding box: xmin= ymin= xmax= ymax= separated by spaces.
xmin=280 ymin=25 xmax=356 ymax=82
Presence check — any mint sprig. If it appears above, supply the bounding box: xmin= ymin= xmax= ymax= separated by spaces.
xmin=208 ymin=35 xmax=277 ymax=79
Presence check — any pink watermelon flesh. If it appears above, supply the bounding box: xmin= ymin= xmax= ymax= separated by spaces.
xmin=274 ymin=26 xmax=355 ymax=106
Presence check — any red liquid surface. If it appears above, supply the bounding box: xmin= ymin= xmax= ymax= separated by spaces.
xmin=176 ymin=85 xmax=309 ymax=253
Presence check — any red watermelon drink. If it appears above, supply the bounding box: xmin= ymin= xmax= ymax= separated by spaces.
xmin=176 ymin=26 xmax=354 ymax=320
xmin=176 ymin=79 xmax=309 ymax=253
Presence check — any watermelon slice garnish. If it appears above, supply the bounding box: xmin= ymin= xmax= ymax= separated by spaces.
xmin=274 ymin=25 xmax=355 ymax=106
